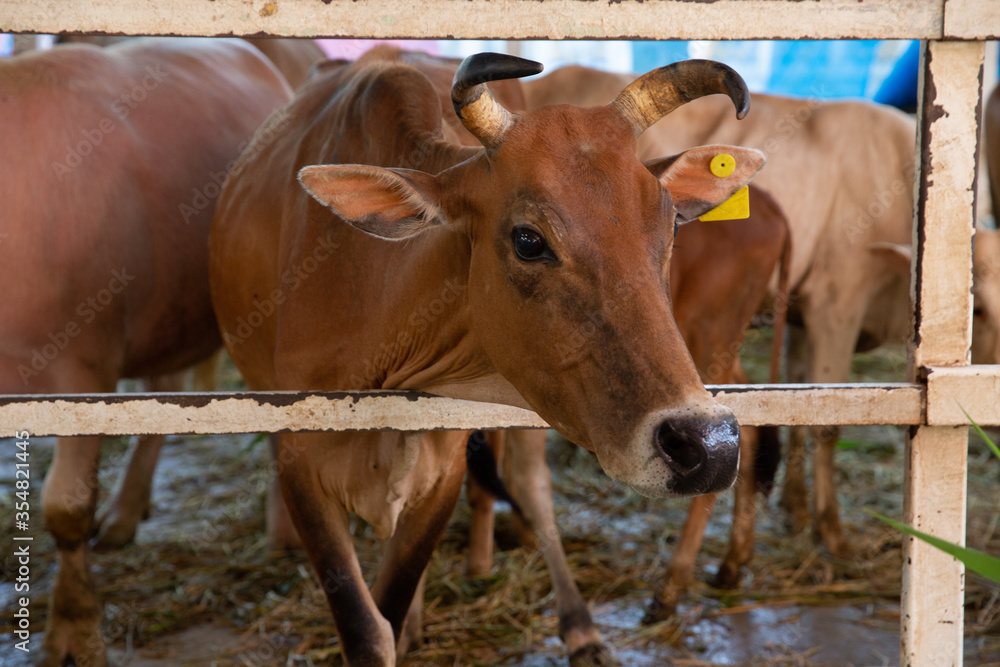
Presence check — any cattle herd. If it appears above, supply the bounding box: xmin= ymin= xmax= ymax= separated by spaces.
xmin=1 ymin=36 xmax=999 ymax=667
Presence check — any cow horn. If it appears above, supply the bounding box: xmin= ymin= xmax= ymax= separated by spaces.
xmin=610 ymin=60 xmax=751 ymax=137
xmin=452 ymin=52 xmax=543 ymax=150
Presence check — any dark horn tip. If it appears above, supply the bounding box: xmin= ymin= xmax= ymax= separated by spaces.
xmin=452 ymin=52 xmax=544 ymax=94
xmin=720 ymin=65 xmax=751 ymax=120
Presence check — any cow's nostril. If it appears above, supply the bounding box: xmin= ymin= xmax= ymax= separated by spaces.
xmin=655 ymin=421 xmax=706 ymax=474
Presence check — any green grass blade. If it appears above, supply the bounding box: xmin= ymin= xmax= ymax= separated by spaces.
xmin=866 ymin=509 xmax=1000 ymax=584
xmin=957 ymin=405 xmax=1000 ymax=462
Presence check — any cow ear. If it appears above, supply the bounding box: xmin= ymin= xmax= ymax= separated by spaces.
xmin=869 ymin=241 xmax=912 ymax=277
xmin=645 ymin=145 xmax=765 ymax=223
xmin=298 ymin=165 xmax=446 ymax=240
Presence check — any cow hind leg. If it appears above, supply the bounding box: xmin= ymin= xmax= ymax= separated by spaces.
xmin=466 ymin=430 xmax=505 ymax=576
xmin=645 ymin=493 xmax=718 ymax=624
xmin=266 ymin=433 xmax=302 ymax=550
xmin=779 ymin=325 xmax=811 ymax=532
xmin=713 ymin=426 xmax=759 ymax=589
xmin=93 ymin=432 xmax=165 ymax=550
xmin=812 ymin=424 xmax=853 ymax=558
xmin=504 ymin=430 xmax=613 ymax=666
xmin=39 ymin=435 xmax=108 ymax=667
xmin=93 ymin=371 xmax=185 ymax=550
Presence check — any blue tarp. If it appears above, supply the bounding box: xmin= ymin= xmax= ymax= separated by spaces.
xmin=634 ymin=40 xmax=908 ymax=102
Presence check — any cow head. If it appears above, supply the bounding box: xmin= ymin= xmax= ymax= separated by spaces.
xmin=298 ymin=54 xmax=765 ymax=498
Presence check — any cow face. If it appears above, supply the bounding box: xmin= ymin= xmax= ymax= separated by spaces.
xmin=298 ymin=55 xmax=764 ymax=498
xmin=973 ymin=228 xmax=1000 ymax=364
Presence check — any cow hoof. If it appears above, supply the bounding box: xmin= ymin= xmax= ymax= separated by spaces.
xmin=92 ymin=512 xmax=139 ymax=551
xmin=781 ymin=504 xmax=811 ymax=534
xmin=821 ymin=533 xmax=855 ymax=560
xmin=710 ymin=562 xmax=742 ymax=589
xmin=39 ymin=627 xmax=108 ymax=667
xmin=641 ymin=594 xmax=677 ymax=625
xmin=569 ymin=643 xmax=617 ymax=667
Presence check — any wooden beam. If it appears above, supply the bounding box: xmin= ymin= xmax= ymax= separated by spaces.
xmin=0 ymin=383 xmax=924 ymax=438
xmin=944 ymin=0 xmax=1000 ymax=39
xmin=903 ymin=39 xmax=984 ymax=667
xmin=0 ymin=0 xmax=946 ymax=41
xmin=925 ymin=365 xmax=1000 ymax=426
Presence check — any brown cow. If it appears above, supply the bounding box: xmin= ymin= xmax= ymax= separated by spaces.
xmin=524 ymin=65 xmax=918 ymax=558
xmin=75 ymin=38 xmax=327 ymax=552
xmin=0 ymin=39 xmax=291 ymax=666
xmin=210 ymin=48 xmax=764 ymax=664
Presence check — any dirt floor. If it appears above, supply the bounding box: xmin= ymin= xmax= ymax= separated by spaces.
xmin=2 ymin=337 xmax=999 ymax=666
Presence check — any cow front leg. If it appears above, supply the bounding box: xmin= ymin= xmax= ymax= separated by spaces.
xmin=371 ymin=432 xmax=467 ymax=651
xmin=93 ymin=433 xmax=164 ymax=549
xmin=505 ymin=430 xmax=613 ymax=666
xmin=713 ymin=426 xmax=758 ymax=589
xmin=645 ymin=492 xmax=717 ymax=624
xmin=39 ymin=435 xmax=107 ymax=667
xmin=278 ymin=433 xmax=395 ymax=665
xmin=397 ymin=569 xmax=427 ymax=656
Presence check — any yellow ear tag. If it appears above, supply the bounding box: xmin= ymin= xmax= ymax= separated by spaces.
xmin=709 ymin=153 xmax=736 ymax=178
xmin=700 ymin=185 xmax=750 ymax=221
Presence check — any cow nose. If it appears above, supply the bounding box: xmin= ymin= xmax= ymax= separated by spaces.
xmin=655 ymin=420 xmax=707 ymax=474
xmin=654 ymin=410 xmax=740 ymax=496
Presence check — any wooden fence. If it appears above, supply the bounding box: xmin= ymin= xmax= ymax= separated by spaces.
xmin=3 ymin=1 xmax=999 ymax=664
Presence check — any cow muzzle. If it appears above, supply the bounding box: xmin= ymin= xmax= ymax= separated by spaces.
xmin=604 ymin=402 xmax=740 ymax=498
xmin=654 ymin=407 xmax=739 ymax=496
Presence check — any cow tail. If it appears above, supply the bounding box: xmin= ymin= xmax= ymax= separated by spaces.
xmin=757 ymin=228 xmax=791 ymax=498
xmin=768 ymin=230 xmax=792 ymax=385
xmin=465 ymin=430 xmax=523 ymax=516
xmin=753 ymin=425 xmax=782 ymax=497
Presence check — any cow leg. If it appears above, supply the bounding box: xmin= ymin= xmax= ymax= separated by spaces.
xmin=713 ymin=426 xmax=759 ymax=589
xmin=397 ymin=569 xmax=427 ymax=656
xmin=93 ymin=432 xmax=165 ymax=549
xmin=504 ymin=430 xmax=612 ymax=666
xmin=800 ymin=295 xmax=863 ymax=559
xmin=266 ymin=433 xmax=301 ymax=550
xmin=277 ymin=433 xmax=396 ymax=665
xmin=779 ymin=325 xmax=811 ymax=532
xmin=371 ymin=432 xmax=467 ymax=652
xmin=93 ymin=372 xmax=183 ymax=549
xmin=39 ymin=435 xmax=108 ymax=667
xmin=811 ymin=424 xmax=852 ymax=558
xmin=466 ymin=430 xmax=505 ymax=576
xmin=646 ymin=492 xmax=718 ymax=624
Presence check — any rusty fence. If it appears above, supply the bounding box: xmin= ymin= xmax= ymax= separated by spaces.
xmin=3 ymin=1 xmax=1000 ymax=664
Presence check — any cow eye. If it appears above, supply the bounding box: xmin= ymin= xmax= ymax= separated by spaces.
xmin=511 ymin=226 xmax=552 ymax=261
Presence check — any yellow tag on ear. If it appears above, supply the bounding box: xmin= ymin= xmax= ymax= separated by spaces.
xmin=699 ymin=185 xmax=750 ymax=221
xmin=709 ymin=153 xmax=736 ymax=178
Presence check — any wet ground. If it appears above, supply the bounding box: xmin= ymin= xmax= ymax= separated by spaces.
xmin=2 ymin=343 xmax=999 ymax=666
